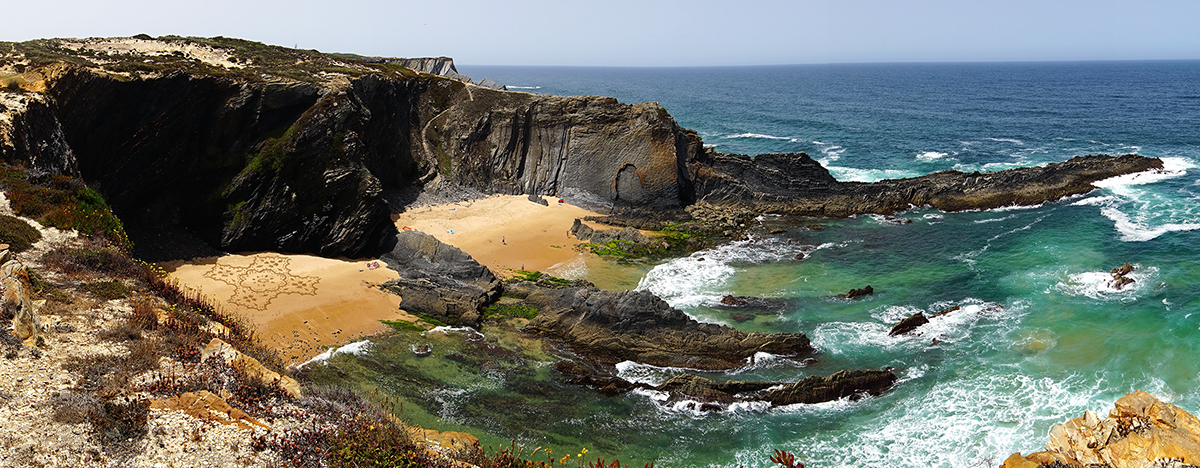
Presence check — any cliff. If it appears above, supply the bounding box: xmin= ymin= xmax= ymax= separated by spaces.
xmin=0 ymin=35 xmax=1161 ymax=260
xmin=0 ymin=36 xmax=703 ymax=258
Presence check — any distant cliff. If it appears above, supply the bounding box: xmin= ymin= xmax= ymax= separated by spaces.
xmin=0 ymin=36 xmax=1162 ymax=259
xmin=359 ymin=56 xmax=507 ymax=89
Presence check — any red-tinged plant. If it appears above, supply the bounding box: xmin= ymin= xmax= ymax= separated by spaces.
xmin=770 ymin=449 xmax=803 ymax=468
xmin=587 ymin=459 xmax=653 ymax=468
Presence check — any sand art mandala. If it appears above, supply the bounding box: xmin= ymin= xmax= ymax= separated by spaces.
xmin=204 ymin=255 xmax=319 ymax=310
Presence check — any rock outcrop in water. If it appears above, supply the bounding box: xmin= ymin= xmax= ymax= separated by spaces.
xmin=522 ymin=286 xmax=813 ymax=370
xmin=693 ymin=151 xmax=1164 ymax=216
xmin=1002 ymin=391 xmax=1200 ymax=468
xmin=652 ymin=369 xmax=898 ymax=409
xmin=0 ymin=36 xmax=1165 ymax=261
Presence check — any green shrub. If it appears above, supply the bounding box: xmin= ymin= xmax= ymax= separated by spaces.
xmin=0 ymin=215 xmax=41 ymax=252
xmin=89 ymin=399 xmax=150 ymax=446
xmin=0 ymin=167 xmax=130 ymax=248
xmin=83 ymin=280 xmax=131 ymax=300
xmin=512 ymin=270 xmax=571 ymax=287
xmin=483 ymin=303 xmax=539 ymax=320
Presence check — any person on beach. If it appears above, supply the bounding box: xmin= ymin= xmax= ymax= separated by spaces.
xmin=502 ymin=236 xmax=506 ymax=245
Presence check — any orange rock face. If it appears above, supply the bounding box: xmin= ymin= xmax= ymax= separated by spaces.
xmin=1002 ymin=391 xmax=1200 ymax=468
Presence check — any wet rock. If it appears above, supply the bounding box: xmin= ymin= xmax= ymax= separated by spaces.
xmin=649 ymin=369 xmax=898 ymax=409
xmin=380 ymin=230 xmax=501 ymax=327
xmin=768 ymin=228 xmax=786 ymax=234
xmin=760 ymin=369 xmax=899 ymax=406
xmin=730 ymin=313 xmax=754 ymax=323
xmin=844 ymin=285 xmax=874 ymax=299
xmin=1002 ymin=390 xmax=1200 ymax=468
xmin=931 ymin=305 xmax=961 ymax=317
xmin=523 ymin=287 xmax=812 ymax=370
xmin=1109 ymin=263 xmax=1136 ymax=290
xmin=720 ymin=295 xmax=748 ymax=306
xmin=889 ymin=312 xmax=929 ymax=336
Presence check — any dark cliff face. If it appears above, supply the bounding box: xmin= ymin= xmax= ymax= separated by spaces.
xmin=0 ymin=37 xmax=1166 ymax=259
xmin=1 ymin=47 xmax=702 ymax=258
xmin=427 ymin=88 xmax=703 ymax=209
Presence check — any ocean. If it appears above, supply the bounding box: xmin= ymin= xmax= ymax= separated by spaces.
xmin=308 ymin=61 xmax=1200 ymax=467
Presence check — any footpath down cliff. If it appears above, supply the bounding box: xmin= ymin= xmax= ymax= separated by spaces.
xmin=0 ymin=36 xmax=1162 ymax=259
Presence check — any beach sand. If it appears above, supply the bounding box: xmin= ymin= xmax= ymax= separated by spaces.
xmin=392 ymin=195 xmax=603 ymax=277
xmin=161 ymin=253 xmax=414 ymax=365
xmin=161 ymin=195 xmax=607 ymax=365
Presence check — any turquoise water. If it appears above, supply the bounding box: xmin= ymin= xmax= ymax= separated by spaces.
xmin=308 ymin=62 xmax=1200 ymax=467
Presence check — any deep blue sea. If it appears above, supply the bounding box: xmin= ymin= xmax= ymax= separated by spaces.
xmin=318 ymin=61 xmax=1200 ymax=467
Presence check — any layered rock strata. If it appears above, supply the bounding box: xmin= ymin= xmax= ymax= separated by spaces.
xmin=379 ymin=230 xmax=501 ymax=327
xmin=522 ymin=286 xmax=813 ymax=370
xmin=652 ymin=369 xmax=898 ymax=408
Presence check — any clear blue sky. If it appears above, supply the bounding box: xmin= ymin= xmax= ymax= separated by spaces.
xmin=9 ymin=0 xmax=1200 ymax=66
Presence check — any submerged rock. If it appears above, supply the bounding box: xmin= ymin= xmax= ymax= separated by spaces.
xmin=523 ymin=287 xmax=812 ymax=370
xmin=1002 ymin=390 xmax=1200 ymax=468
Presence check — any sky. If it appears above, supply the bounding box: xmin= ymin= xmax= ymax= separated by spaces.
xmin=8 ymin=0 xmax=1200 ymax=66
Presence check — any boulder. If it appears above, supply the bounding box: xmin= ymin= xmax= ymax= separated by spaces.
xmin=888 ymin=312 xmax=930 ymax=336
xmin=379 ymin=230 xmax=501 ymax=326
xmin=1002 ymin=391 xmax=1200 ymax=468
xmin=202 ymin=338 xmax=302 ymax=398
xmin=523 ymin=286 xmax=812 ymax=370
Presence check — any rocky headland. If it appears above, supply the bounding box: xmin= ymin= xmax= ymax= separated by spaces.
xmin=0 ymin=35 xmax=1183 ymax=466
xmin=0 ymin=36 xmax=1164 ymax=261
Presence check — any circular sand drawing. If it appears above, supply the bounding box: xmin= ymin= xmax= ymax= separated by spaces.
xmin=203 ymin=255 xmax=319 ymax=310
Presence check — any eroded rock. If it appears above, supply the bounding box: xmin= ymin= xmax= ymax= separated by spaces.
xmin=523 ymin=287 xmax=812 ymax=370
xmin=202 ymin=338 xmax=301 ymax=398
xmin=2 ymin=253 xmax=39 ymax=345
xmin=1002 ymin=390 xmax=1200 ymax=468
xmin=380 ymin=230 xmax=501 ymax=326
xmin=888 ymin=312 xmax=929 ymax=337
xmin=650 ymin=369 xmax=898 ymax=409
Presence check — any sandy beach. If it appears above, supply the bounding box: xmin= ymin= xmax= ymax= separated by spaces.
xmin=160 ymin=195 xmax=606 ymax=365
xmin=161 ymin=253 xmax=414 ymax=365
xmin=392 ymin=195 xmax=603 ymax=277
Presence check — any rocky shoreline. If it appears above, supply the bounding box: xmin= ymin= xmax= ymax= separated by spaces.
xmin=0 ymin=35 xmax=1185 ymax=464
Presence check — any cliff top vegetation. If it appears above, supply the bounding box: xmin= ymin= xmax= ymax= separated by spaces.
xmin=0 ymin=35 xmax=423 ymax=86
